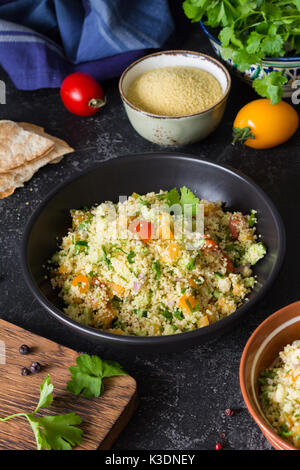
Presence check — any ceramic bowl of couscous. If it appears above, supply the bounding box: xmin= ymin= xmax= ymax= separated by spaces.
xmin=119 ymin=50 xmax=231 ymax=146
xmin=240 ymin=301 xmax=300 ymax=450
xmin=22 ymin=153 xmax=285 ymax=352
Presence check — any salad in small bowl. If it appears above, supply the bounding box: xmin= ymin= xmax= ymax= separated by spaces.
xmin=183 ymin=0 xmax=300 ymax=102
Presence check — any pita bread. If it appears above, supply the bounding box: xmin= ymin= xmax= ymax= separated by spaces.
xmin=0 ymin=120 xmax=54 ymax=173
xmin=19 ymin=123 xmax=73 ymax=164
xmin=0 ymin=123 xmax=74 ymax=197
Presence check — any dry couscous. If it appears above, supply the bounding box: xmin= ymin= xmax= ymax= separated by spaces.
xmin=259 ymin=340 xmax=300 ymax=448
xmin=126 ymin=66 xmax=223 ymax=116
xmin=50 ymin=187 xmax=266 ymax=337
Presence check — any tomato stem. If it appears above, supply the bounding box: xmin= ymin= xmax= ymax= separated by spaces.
xmin=232 ymin=126 xmax=255 ymax=145
xmin=88 ymin=96 xmax=107 ymax=109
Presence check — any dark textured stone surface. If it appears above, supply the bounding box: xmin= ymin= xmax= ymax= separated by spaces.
xmin=0 ymin=25 xmax=299 ymax=450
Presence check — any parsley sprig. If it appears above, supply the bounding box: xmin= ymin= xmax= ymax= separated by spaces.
xmin=182 ymin=0 xmax=299 ymax=103
xmin=164 ymin=186 xmax=200 ymax=216
xmin=0 ymin=375 xmax=83 ymax=450
xmin=67 ymin=354 xmax=127 ymax=399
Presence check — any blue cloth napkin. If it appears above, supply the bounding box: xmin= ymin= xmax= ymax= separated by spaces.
xmin=0 ymin=0 xmax=175 ymax=89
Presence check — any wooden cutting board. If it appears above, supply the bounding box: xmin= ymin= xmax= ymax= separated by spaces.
xmin=0 ymin=319 xmax=137 ymax=450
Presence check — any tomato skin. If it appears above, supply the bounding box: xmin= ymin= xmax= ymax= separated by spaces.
xmin=60 ymin=72 xmax=105 ymax=116
xmin=234 ymin=99 xmax=299 ymax=149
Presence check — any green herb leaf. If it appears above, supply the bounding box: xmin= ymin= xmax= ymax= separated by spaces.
xmin=165 ymin=187 xmax=180 ymax=206
xmin=180 ymin=186 xmax=200 ymax=216
xmin=34 ymin=375 xmax=54 ymax=413
xmin=253 ymin=71 xmax=288 ymax=104
xmin=183 ymin=0 xmax=297 ymax=102
xmin=152 ymin=260 xmax=161 ymax=280
xmin=248 ymin=209 xmax=257 ymax=227
xmin=127 ymin=250 xmax=136 ymax=264
xmin=137 ymin=194 xmax=151 ymax=208
xmin=67 ymin=354 xmax=127 ymax=399
xmin=74 ymin=240 xmax=89 ymax=255
xmin=28 ymin=413 xmax=83 ymax=451
xmin=0 ymin=375 xmax=82 ymax=450
xmin=161 ymin=309 xmax=172 ymax=321
xmin=173 ymin=310 xmax=184 ymax=320
xmin=101 ymin=245 xmax=112 ymax=269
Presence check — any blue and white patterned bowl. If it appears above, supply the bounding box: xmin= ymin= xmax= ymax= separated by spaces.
xmin=200 ymin=22 xmax=300 ymax=98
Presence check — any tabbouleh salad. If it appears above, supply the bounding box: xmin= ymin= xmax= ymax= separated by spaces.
xmin=50 ymin=187 xmax=266 ymax=336
xmin=259 ymin=340 xmax=300 ymax=449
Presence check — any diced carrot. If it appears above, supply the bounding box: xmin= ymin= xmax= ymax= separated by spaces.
xmin=188 ymin=278 xmax=198 ymax=289
xmin=161 ymin=242 xmax=181 ymax=264
xmin=109 ymin=282 xmax=125 ymax=298
xmin=59 ymin=263 xmax=68 ymax=274
xmin=72 ymin=212 xmax=86 ymax=229
xmin=94 ymin=306 xmax=115 ymax=329
xmin=179 ymin=294 xmax=197 ymax=315
xmin=285 ymin=413 xmax=294 ymax=429
xmin=198 ymin=315 xmax=209 ymax=328
xmin=112 ymin=328 xmax=124 ymax=335
xmin=72 ymin=274 xmax=89 ymax=293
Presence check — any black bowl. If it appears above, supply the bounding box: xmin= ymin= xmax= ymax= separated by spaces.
xmin=22 ymin=153 xmax=285 ymax=352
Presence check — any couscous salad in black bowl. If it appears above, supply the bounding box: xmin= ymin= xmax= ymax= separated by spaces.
xmin=22 ymin=153 xmax=285 ymax=352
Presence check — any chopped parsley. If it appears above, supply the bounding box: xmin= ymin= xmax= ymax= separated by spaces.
xmin=152 ymin=260 xmax=161 ymax=280
xmin=74 ymin=240 xmax=89 ymax=255
xmin=101 ymin=245 xmax=112 ymax=269
xmin=127 ymin=250 xmax=136 ymax=264
xmin=173 ymin=310 xmax=184 ymax=320
xmin=248 ymin=210 xmax=257 ymax=227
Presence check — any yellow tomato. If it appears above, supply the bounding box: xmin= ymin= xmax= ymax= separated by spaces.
xmin=233 ymin=99 xmax=299 ymax=149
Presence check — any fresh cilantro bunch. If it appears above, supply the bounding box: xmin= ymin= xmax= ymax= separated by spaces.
xmin=67 ymin=354 xmax=128 ymax=399
xmin=183 ymin=0 xmax=300 ymax=103
xmin=0 ymin=375 xmax=82 ymax=450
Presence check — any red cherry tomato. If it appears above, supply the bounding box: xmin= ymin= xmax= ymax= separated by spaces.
xmin=60 ymin=72 xmax=106 ymax=116
xmin=129 ymin=220 xmax=153 ymax=243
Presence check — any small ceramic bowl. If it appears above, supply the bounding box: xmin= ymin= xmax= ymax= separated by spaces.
xmin=201 ymin=22 xmax=300 ymax=98
xmin=240 ymin=301 xmax=300 ymax=450
xmin=119 ymin=50 xmax=231 ymax=146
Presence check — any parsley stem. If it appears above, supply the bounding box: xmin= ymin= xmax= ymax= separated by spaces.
xmin=0 ymin=412 xmax=27 ymax=422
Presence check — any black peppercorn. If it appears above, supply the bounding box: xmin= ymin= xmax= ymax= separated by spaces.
xmin=29 ymin=362 xmax=41 ymax=373
xmin=19 ymin=344 xmax=30 ymax=355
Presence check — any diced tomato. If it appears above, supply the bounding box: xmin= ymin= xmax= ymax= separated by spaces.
xmin=224 ymin=254 xmax=234 ymax=273
xmin=90 ymin=277 xmax=106 ymax=289
xmin=229 ymin=213 xmax=246 ymax=239
xmin=203 ymin=239 xmax=217 ymax=250
xmin=129 ymin=220 xmax=153 ymax=242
